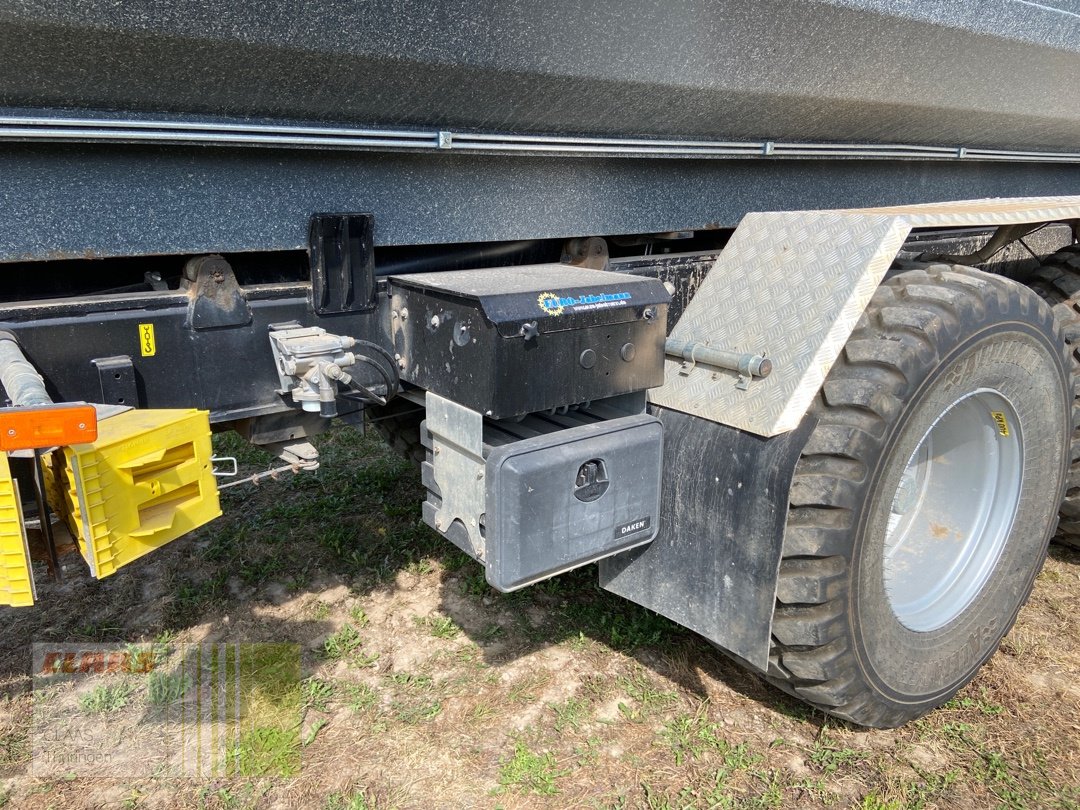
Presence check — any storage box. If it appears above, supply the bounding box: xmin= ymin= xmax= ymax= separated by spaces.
xmin=389 ymin=264 xmax=669 ymax=419
xmin=422 ymin=403 xmax=663 ymax=591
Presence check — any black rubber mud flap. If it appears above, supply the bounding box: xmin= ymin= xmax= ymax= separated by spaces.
xmin=599 ymin=406 xmax=814 ymax=671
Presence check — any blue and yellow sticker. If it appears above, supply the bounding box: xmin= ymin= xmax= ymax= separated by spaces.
xmin=537 ymin=290 xmax=632 ymax=316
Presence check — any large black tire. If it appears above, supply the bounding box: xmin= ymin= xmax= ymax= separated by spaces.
xmin=366 ymin=398 xmax=425 ymax=467
xmin=768 ymin=266 xmax=1071 ymax=728
xmin=1024 ymin=245 xmax=1080 ymax=547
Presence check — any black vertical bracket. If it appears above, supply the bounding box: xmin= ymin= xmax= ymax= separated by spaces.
xmin=309 ymin=214 xmax=376 ymax=315
xmin=91 ymin=355 xmax=139 ymax=407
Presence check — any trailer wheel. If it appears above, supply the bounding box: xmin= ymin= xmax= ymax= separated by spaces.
xmin=768 ymin=266 xmax=1070 ymax=728
xmin=1024 ymin=245 xmax=1080 ymax=547
xmin=366 ymin=399 xmax=425 ymax=467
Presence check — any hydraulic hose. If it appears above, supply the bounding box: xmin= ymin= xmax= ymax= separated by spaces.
xmin=0 ymin=331 xmax=51 ymax=407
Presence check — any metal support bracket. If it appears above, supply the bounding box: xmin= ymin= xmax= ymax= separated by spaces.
xmin=425 ymin=391 xmax=486 ymax=558
xmin=183 ymin=255 xmax=252 ymax=331
xmin=650 ymin=195 xmax=1080 ymax=436
xmin=309 ymin=213 xmax=376 ymax=315
xmin=91 ymin=355 xmax=138 ymax=407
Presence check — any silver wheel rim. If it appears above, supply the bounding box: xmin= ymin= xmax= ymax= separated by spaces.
xmin=883 ymin=388 xmax=1023 ymax=632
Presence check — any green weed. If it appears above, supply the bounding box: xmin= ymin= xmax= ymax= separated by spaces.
xmin=392 ymin=701 xmax=441 ymax=724
xmin=79 ymin=681 xmax=135 ymax=714
xmin=550 ymin=697 xmax=589 ymax=733
xmin=496 ymin=742 xmax=566 ymax=796
xmin=343 ymin=683 xmax=378 ymax=713
xmin=302 ymin=677 xmax=335 ymax=712
xmin=415 ymin=614 xmax=460 ymax=640
xmin=615 ymin=670 xmax=678 ymax=721
xmin=147 ymin=670 xmax=191 ymax=707
xmin=810 ymin=730 xmax=866 ymax=774
xmin=303 ymin=717 xmax=329 ymax=746
xmin=324 ymin=624 xmax=364 ymax=660
xmin=324 ymin=789 xmax=379 ymax=810
xmin=230 ymin=725 xmax=300 ymax=777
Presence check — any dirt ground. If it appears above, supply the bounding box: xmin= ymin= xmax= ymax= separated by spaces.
xmin=1 ymin=426 xmax=1078 ymax=809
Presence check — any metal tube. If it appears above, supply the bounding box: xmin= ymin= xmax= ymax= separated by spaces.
xmin=665 ymin=338 xmax=773 ymax=379
xmin=33 ymin=451 xmax=61 ymax=580
xmin=0 ymin=331 xmax=51 ymax=406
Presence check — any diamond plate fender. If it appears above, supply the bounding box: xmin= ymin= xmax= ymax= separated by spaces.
xmin=650 ymin=195 xmax=1080 ymax=436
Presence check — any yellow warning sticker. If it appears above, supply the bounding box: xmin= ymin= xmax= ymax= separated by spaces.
xmin=138 ymin=323 xmax=156 ymax=357
xmin=991 ymin=411 xmax=1010 ymax=437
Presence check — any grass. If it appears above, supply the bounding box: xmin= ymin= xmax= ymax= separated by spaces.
xmin=809 ymin=729 xmax=866 ymax=775
xmin=79 ymin=681 xmax=135 ymax=714
xmin=4 ymin=425 xmax=1080 ymax=808
xmin=323 ymin=624 xmax=364 ymax=661
xmin=302 ymin=677 xmax=335 ymax=712
xmin=660 ymin=708 xmax=760 ymax=769
xmin=230 ymin=726 xmax=300 ymax=777
xmin=342 ymin=683 xmax=378 ymax=713
xmin=146 ymin=670 xmax=191 ymax=707
xmin=415 ymin=614 xmax=460 ymax=640
xmin=550 ymin=697 xmax=590 ymax=733
xmin=323 ymin=793 xmax=370 ymax=810
xmin=615 ymin=669 xmax=679 ymax=722
xmin=496 ymin=742 xmax=567 ymax=796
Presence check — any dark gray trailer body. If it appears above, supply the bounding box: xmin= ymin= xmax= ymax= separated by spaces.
xmin=2 ymin=0 xmax=1080 ymax=262
xmin=4 ymin=0 xmax=1080 ymax=150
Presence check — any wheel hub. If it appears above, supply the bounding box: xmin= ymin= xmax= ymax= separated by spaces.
xmin=883 ymin=389 xmax=1023 ymax=632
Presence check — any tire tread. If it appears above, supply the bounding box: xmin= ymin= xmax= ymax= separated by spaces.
xmin=767 ymin=264 xmax=1066 ymax=727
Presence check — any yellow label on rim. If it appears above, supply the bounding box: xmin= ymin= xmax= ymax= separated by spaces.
xmin=991 ymin=411 xmax=1010 ymax=437
xmin=138 ymin=323 xmax=156 ymax=357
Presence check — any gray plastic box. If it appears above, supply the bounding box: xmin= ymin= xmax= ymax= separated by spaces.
xmin=483 ymin=413 xmax=663 ymax=591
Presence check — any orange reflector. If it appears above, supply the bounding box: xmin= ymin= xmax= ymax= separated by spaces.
xmin=0 ymin=404 xmax=98 ymax=451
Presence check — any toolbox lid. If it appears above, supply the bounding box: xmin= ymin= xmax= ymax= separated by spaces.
xmin=389 ymin=264 xmax=669 ymax=335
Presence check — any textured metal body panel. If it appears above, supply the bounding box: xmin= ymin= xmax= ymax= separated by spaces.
xmin=4 ymin=146 xmax=1080 ymax=264
xmin=2 ymin=1 xmax=1080 ymax=262
xmin=599 ymin=407 xmax=814 ymax=672
xmin=1 ymin=1 xmax=1079 ymax=152
xmin=651 ymin=196 xmax=1080 ymax=436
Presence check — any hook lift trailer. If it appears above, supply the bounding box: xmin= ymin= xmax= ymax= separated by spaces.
xmin=1 ymin=199 xmax=1078 ymax=728
xmin=1 ymin=2 xmax=1080 ymax=729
